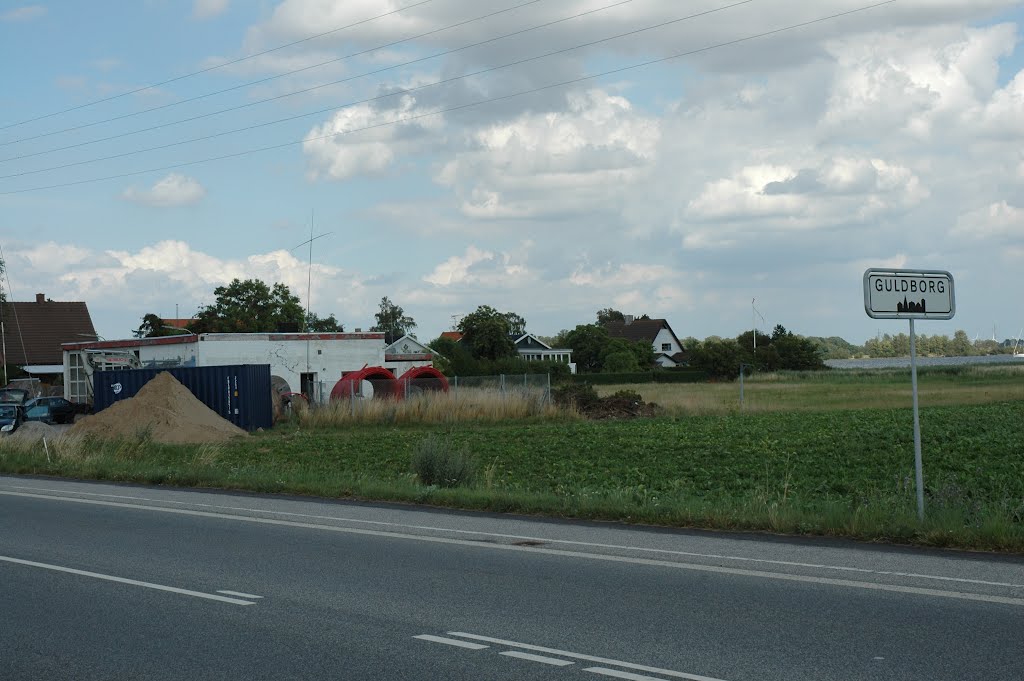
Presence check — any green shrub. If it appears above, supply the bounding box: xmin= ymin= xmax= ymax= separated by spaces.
xmin=411 ymin=435 xmax=477 ymax=488
xmin=552 ymin=383 xmax=599 ymax=410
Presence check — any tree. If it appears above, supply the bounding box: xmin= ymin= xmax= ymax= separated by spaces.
xmin=306 ymin=312 xmax=344 ymax=332
xmin=503 ymin=312 xmax=527 ymax=336
xmin=950 ymin=329 xmax=973 ymax=356
xmin=370 ymin=297 xmax=415 ymax=344
xmin=458 ymin=305 xmax=516 ymax=360
xmin=596 ymin=308 xmax=625 ymax=325
xmin=192 ymin=279 xmax=306 ymax=333
xmin=133 ymin=313 xmax=189 ymax=339
xmin=562 ymin=324 xmax=611 ymax=372
xmin=428 ymin=335 xmax=478 ymax=375
xmin=603 ymin=350 xmax=640 ymax=373
xmin=690 ymin=338 xmax=743 ymax=380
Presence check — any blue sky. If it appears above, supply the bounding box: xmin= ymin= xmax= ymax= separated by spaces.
xmin=2 ymin=0 xmax=1023 ymax=345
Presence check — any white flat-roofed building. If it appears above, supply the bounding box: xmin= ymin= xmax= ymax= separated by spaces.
xmin=61 ymin=332 xmax=405 ymax=404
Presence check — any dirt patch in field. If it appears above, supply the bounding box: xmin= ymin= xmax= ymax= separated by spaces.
xmin=585 ymin=391 xmax=663 ymax=420
xmin=71 ymin=372 xmax=247 ymax=444
xmin=553 ymin=385 xmax=662 ymax=419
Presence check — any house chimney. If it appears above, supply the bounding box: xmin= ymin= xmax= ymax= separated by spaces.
xmin=35 ymin=293 xmax=45 ymax=304
xmin=623 ymin=314 xmax=634 ymax=325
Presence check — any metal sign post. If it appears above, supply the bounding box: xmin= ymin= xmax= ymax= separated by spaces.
xmin=863 ymin=268 xmax=955 ymax=521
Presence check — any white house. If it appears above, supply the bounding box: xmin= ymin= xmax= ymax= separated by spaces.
xmin=383 ymin=334 xmax=437 ymax=376
xmin=602 ymin=317 xmax=688 ymax=368
xmin=513 ymin=333 xmax=577 ymax=374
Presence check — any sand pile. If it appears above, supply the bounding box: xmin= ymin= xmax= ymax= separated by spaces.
xmin=71 ymin=372 xmax=247 ymax=444
xmin=7 ymin=421 xmax=57 ymax=442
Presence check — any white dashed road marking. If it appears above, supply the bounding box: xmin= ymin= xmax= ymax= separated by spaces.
xmin=413 ymin=635 xmax=489 ymax=650
xmin=415 ymin=630 xmax=729 ymax=679
xmin=0 ymin=555 xmax=256 ymax=605
xmin=585 ymin=667 xmax=676 ymax=680
xmin=216 ymin=590 xmax=264 ymax=599
xmin=500 ymin=651 xmax=575 ymax=666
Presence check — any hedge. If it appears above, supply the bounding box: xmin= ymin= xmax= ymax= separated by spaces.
xmin=568 ymin=370 xmax=708 ymax=385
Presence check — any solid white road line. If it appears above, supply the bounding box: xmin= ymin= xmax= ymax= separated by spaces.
xmin=4 ymin=489 xmax=1024 ymax=607
xmin=0 ymin=555 xmax=255 ymax=605
xmin=585 ymin=667 xmax=676 ymax=680
xmin=413 ymin=635 xmax=489 ymax=650
xmin=500 ymin=651 xmax=576 ymax=666
xmin=216 ymin=590 xmax=264 ymax=599
xmin=448 ymin=632 xmax=726 ymax=681
xmin=4 ymin=482 xmax=1021 ymax=590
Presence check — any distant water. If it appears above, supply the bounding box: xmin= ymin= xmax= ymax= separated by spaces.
xmin=825 ymin=355 xmax=1023 ymax=369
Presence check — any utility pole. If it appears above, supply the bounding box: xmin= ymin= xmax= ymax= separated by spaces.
xmin=292 ymin=215 xmax=333 ymax=378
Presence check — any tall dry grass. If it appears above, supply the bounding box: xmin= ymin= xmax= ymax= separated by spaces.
xmin=295 ymin=388 xmax=578 ymax=426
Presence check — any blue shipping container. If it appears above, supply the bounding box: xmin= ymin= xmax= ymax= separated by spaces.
xmin=92 ymin=365 xmax=272 ymax=432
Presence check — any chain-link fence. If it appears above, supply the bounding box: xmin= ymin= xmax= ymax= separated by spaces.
xmin=284 ymin=374 xmax=554 ymax=423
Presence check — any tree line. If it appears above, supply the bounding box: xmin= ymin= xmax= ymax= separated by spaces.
xmin=131 ymin=279 xmax=1015 ymax=379
xmin=134 ymin=279 xmax=415 ymax=343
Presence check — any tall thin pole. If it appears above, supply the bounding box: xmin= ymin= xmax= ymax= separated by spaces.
xmin=306 ymin=210 xmax=313 ymax=374
xmin=306 ymin=210 xmax=313 ymax=330
xmin=910 ymin=318 xmax=924 ymax=521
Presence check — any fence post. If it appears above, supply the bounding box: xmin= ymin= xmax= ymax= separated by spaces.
xmin=546 ymin=373 xmax=551 ymax=404
xmin=500 ymin=374 xmax=506 ymax=397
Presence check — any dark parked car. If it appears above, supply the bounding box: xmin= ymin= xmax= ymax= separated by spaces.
xmin=23 ymin=397 xmax=76 ymax=424
xmin=0 ymin=388 xmax=30 ymax=406
xmin=0 ymin=403 xmax=25 ymax=434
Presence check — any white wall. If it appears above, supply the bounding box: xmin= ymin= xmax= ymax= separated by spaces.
xmin=196 ymin=335 xmax=385 ymax=397
xmin=652 ymin=328 xmax=681 ymax=355
xmin=65 ymin=334 xmax=387 ymax=403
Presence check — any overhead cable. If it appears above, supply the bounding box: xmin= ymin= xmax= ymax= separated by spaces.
xmin=0 ymin=1 xmax=897 ymax=196
xmin=0 ymin=0 xmax=743 ymax=180
xmin=0 ymin=0 xmax=548 ymax=151
xmin=0 ymin=0 xmax=440 ymax=131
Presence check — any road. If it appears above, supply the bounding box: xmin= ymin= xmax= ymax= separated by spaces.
xmin=2 ymin=475 xmax=1023 ymax=680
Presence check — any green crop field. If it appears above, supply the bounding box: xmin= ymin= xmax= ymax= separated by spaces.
xmin=1 ymin=365 xmax=1022 ymax=551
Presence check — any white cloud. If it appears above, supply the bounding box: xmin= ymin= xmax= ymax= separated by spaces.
xmin=121 ymin=174 xmax=207 ymax=207
xmin=423 ymin=246 xmax=495 ymax=286
xmin=822 ymin=23 xmax=1018 ymax=140
xmin=681 ymin=157 xmax=928 ymax=248
xmin=953 ymin=201 xmax=1024 ymax=239
xmin=437 ymin=89 xmax=660 ymax=220
xmin=15 ymin=242 xmax=91 ymax=274
xmin=303 ymin=94 xmax=442 ymax=180
xmin=193 ymin=0 xmax=230 ymax=20
xmin=1 ymin=5 xmax=46 ymax=22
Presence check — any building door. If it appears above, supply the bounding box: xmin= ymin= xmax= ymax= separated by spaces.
xmin=300 ymin=372 xmax=316 ymax=401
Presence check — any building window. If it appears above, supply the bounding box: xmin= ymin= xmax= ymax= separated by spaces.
xmin=662 ymin=343 xmax=671 ymax=351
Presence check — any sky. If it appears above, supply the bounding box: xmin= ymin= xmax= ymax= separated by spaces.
xmin=1 ymin=0 xmax=1023 ymax=345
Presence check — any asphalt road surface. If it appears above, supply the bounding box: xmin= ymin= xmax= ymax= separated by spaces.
xmin=2 ymin=475 xmax=1023 ymax=680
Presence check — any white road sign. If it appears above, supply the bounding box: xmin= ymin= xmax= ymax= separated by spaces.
xmin=863 ymin=268 xmax=955 ymax=320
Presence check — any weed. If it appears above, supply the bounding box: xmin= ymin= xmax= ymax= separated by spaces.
xmin=411 ymin=434 xmax=478 ymax=488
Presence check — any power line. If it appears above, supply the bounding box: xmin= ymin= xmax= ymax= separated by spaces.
xmin=0 ymin=0 xmax=740 ymax=181
xmin=0 ymin=0 xmax=548 ymax=153
xmin=0 ymin=1 xmax=897 ymax=196
xmin=0 ymin=0 xmax=440 ymax=131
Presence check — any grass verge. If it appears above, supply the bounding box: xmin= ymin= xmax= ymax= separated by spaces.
xmin=1 ymin=399 xmax=1022 ymax=552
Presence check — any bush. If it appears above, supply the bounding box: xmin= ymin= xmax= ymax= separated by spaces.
xmin=411 ymin=434 xmax=477 ymax=488
xmin=552 ymin=383 xmax=599 ymax=410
